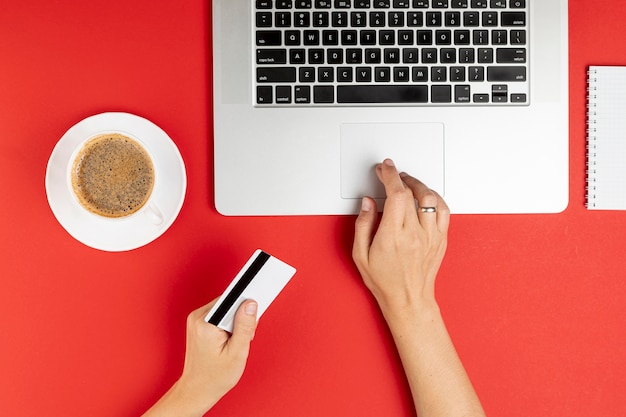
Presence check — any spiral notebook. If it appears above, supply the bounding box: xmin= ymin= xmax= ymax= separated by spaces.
xmin=586 ymin=66 xmax=626 ymax=210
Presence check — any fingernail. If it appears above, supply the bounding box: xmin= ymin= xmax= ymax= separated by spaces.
xmin=384 ymin=159 xmax=395 ymax=167
xmin=399 ymin=172 xmax=408 ymax=178
xmin=361 ymin=197 xmax=372 ymax=212
xmin=245 ymin=301 xmax=258 ymax=316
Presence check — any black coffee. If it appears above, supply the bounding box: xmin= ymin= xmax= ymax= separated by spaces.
xmin=71 ymin=133 xmax=155 ymax=218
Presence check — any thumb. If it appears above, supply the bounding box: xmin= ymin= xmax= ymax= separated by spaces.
xmin=353 ymin=197 xmax=378 ymax=267
xmin=228 ymin=300 xmax=258 ymax=352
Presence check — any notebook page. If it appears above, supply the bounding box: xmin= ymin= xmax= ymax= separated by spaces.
xmin=586 ymin=66 xmax=626 ymax=210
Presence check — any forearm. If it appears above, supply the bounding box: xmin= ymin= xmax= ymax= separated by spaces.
xmin=380 ymin=300 xmax=485 ymax=417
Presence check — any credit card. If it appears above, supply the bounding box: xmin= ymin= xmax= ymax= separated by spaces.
xmin=205 ymin=249 xmax=297 ymax=332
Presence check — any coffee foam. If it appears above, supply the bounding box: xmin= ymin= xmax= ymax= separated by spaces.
xmin=71 ymin=133 xmax=155 ymax=218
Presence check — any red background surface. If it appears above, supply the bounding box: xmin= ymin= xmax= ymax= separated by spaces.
xmin=1 ymin=1 xmax=625 ymax=416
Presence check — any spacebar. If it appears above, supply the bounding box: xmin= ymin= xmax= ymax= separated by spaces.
xmin=337 ymin=85 xmax=428 ymax=103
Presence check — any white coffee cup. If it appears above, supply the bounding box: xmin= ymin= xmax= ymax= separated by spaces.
xmin=46 ymin=113 xmax=186 ymax=251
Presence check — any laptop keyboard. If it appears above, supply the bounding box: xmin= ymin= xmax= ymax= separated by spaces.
xmin=254 ymin=0 xmax=529 ymax=106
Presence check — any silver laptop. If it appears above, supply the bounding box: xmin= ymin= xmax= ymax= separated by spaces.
xmin=212 ymin=0 xmax=568 ymax=215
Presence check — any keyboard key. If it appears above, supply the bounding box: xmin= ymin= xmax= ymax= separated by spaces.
xmin=417 ymin=30 xmax=433 ymax=44
xmin=490 ymin=0 xmax=506 ymax=7
xmin=342 ymin=30 xmax=358 ymax=44
xmin=314 ymin=86 xmax=334 ymax=103
xmin=373 ymin=0 xmax=391 ymax=7
xmin=256 ymin=12 xmax=272 ymax=27
xmin=412 ymin=66 xmax=428 ymax=81
xmin=431 ymin=85 xmax=452 ymax=103
xmin=334 ymin=0 xmax=351 ymax=8
xmin=337 ymin=85 xmax=428 ymax=103
xmin=431 ymin=66 xmax=447 ymax=81
xmin=384 ymin=48 xmax=400 ymax=63
xmin=290 ymin=49 xmax=306 ymax=64
xmin=276 ymin=86 xmax=292 ymax=103
xmin=501 ymin=12 xmax=526 ymax=27
xmin=337 ymin=67 xmax=354 ymax=81
xmin=285 ymin=30 xmax=301 ymax=45
xmin=394 ymin=67 xmax=410 ymax=81
xmin=492 ymin=84 xmax=507 ymax=102
xmin=303 ymin=30 xmax=320 ymax=45
xmin=510 ymin=30 xmax=527 ymax=45
xmin=315 ymin=0 xmax=332 ymax=7
xmin=346 ymin=48 xmax=363 ymax=63
xmin=299 ymin=67 xmax=316 ymax=82
xmin=370 ymin=11 xmax=386 ymax=26
xmin=332 ymin=11 xmax=348 ymax=26
xmin=407 ymin=12 xmax=424 ymax=26
xmin=276 ymin=0 xmax=293 ymax=8
xmin=355 ymin=0 xmax=372 ymax=7
xmin=473 ymin=94 xmax=489 ymax=103
xmin=318 ymin=67 xmax=334 ymax=82
xmin=487 ymin=66 xmax=526 ymax=81
xmin=426 ymin=12 xmax=442 ymax=26
xmin=256 ymin=31 xmax=282 ymax=46
xmin=257 ymin=67 xmax=297 ymax=83
xmin=471 ymin=0 xmax=487 ymax=7
xmin=327 ymin=48 xmax=343 ymax=63
xmin=511 ymin=93 xmax=527 ymax=103
xmin=482 ymin=11 xmax=498 ymax=26
xmin=295 ymin=86 xmax=311 ymax=103
xmin=351 ymin=11 xmax=367 ymax=26
xmin=455 ymin=85 xmax=471 ymax=103
xmin=463 ymin=12 xmax=479 ymax=26
xmin=308 ymin=49 xmax=324 ymax=63
xmin=257 ymin=49 xmax=287 ymax=64
xmin=450 ymin=66 xmax=466 ymax=81
xmin=375 ymin=67 xmax=391 ymax=82
xmin=356 ymin=67 xmax=373 ymax=81
xmin=275 ymin=12 xmax=291 ymax=27
xmin=469 ymin=66 xmax=485 ymax=81
xmin=313 ymin=11 xmax=330 ymax=26
xmin=403 ymin=48 xmax=419 ymax=63
xmin=295 ymin=0 xmax=313 ymax=8
xmin=413 ymin=0 xmax=430 ymax=8
xmin=445 ymin=12 xmax=461 ymax=27
xmin=496 ymin=48 xmax=526 ymax=63
xmin=394 ymin=0 xmax=411 ymax=7
xmin=294 ymin=12 xmax=311 ymax=27
xmin=256 ymin=0 xmax=273 ymax=9
xmin=510 ymin=0 xmax=525 ymax=8
xmin=257 ymin=86 xmax=273 ymax=104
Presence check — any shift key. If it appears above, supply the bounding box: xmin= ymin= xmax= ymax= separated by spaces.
xmin=487 ymin=66 xmax=526 ymax=82
xmin=257 ymin=67 xmax=297 ymax=83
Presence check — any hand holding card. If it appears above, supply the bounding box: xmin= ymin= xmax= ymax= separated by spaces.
xmin=205 ymin=250 xmax=297 ymax=332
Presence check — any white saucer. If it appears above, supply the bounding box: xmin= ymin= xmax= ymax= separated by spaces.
xmin=46 ymin=112 xmax=187 ymax=252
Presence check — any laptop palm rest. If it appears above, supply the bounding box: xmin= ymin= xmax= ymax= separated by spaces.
xmin=340 ymin=122 xmax=445 ymax=200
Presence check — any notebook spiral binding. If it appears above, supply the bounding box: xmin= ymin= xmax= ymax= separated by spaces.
xmin=585 ymin=68 xmax=598 ymax=208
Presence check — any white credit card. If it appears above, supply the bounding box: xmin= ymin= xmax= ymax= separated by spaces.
xmin=205 ymin=249 xmax=297 ymax=332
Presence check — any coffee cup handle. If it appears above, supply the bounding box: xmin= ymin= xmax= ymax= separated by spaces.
xmin=145 ymin=202 xmax=164 ymax=226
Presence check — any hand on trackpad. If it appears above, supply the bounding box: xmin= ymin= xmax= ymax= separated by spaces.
xmin=340 ymin=123 xmax=445 ymax=199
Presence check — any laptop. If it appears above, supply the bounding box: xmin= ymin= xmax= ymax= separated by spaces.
xmin=212 ymin=0 xmax=568 ymax=215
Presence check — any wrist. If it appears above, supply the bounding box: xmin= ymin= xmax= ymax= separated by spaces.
xmin=377 ymin=294 xmax=441 ymax=327
xmin=171 ymin=377 xmax=223 ymax=417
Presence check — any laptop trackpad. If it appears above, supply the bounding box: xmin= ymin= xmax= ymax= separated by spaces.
xmin=340 ymin=123 xmax=445 ymax=199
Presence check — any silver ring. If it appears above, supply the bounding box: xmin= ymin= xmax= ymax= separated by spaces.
xmin=419 ymin=207 xmax=437 ymax=213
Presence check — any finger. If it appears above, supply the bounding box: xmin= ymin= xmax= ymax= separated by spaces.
xmin=376 ymin=159 xmax=414 ymax=228
xmin=400 ymin=173 xmax=450 ymax=232
xmin=353 ymin=197 xmax=379 ymax=269
xmin=227 ymin=300 xmax=258 ymax=352
xmin=188 ymin=298 xmax=219 ymax=322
